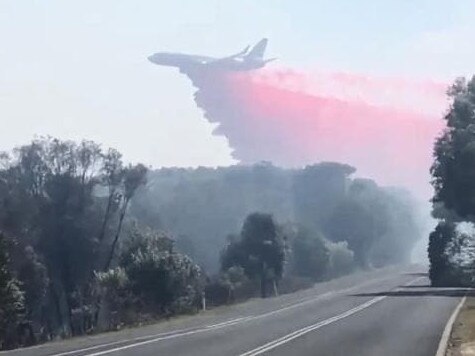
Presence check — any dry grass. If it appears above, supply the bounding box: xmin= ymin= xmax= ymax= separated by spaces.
xmin=447 ymin=297 xmax=475 ymax=356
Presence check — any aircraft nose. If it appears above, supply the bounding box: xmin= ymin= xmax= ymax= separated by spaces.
xmin=147 ymin=55 xmax=155 ymax=63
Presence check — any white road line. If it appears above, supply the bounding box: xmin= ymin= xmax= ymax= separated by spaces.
xmin=83 ymin=329 xmax=213 ymax=356
xmin=206 ymin=317 xmax=251 ymax=328
xmin=40 ymin=273 xmax=412 ymax=356
xmin=83 ymin=276 xmax=422 ymax=356
xmin=84 ymin=296 xmax=386 ymax=356
xmin=82 ymin=317 xmax=252 ymax=356
xmin=238 ymin=296 xmax=387 ymax=356
xmin=49 ymin=317 xmax=249 ymax=356
xmin=45 ymin=274 xmax=391 ymax=356
xmin=435 ymin=295 xmax=467 ymax=356
xmin=49 ymin=330 xmax=200 ymax=356
xmin=243 ymin=274 xmax=394 ymax=322
xmin=239 ymin=276 xmax=424 ymax=356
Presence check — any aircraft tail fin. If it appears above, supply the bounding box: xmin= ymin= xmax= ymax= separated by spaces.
xmin=247 ymin=38 xmax=268 ymax=59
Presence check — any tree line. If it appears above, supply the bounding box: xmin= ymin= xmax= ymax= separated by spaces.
xmin=429 ymin=76 xmax=475 ymax=287
xmin=132 ymin=162 xmax=422 ymax=274
xmin=0 ymin=138 xmax=423 ymax=350
xmin=0 ymin=137 xmax=175 ymax=349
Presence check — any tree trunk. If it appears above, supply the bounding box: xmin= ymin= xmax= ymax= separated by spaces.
xmin=104 ymin=199 xmax=128 ymax=271
xmin=201 ymin=292 xmax=206 ymax=311
xmin=260 ymin=274 xmax=267 ymax=298
xmin=50 ymin=276 xmax=72 ymax=338
xmin=272 ymin=279 xmax=278 ymax=297
xmin=96 ymin=199 xmax=128 ymax=331
xmin=260 ymin=261 xmax=268 ymax=298
xmin=96 ymin=298 xmax=111 ymax=332
xmin=98 ymin=190 xmax=114 ymax=243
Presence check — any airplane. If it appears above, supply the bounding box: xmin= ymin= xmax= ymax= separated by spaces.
xmin=148 ymin=38 xmax=276 ymax=72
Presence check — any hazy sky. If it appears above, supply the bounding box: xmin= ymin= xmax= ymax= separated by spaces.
xmin=1 ymin=0 xmax=475 ymax=167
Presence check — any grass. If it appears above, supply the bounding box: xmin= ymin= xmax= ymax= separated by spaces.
xmin=447 ymin=297 xmax=475 ymax=356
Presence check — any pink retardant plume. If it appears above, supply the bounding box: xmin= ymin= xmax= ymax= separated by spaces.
xmin=188 ymin=67 xmax=448 ymax=198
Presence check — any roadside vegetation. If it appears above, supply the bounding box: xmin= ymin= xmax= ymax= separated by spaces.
xmin=428 ymin=76 xmax=475 ymax=287
xmin=0 ymin=137 xmax=422 ymax=350
xmin=446 ymin=297 xmax=475 ymax=356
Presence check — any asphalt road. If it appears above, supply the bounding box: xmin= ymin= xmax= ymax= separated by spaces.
xmin=3 ymin=266 xmax=468 ymax=356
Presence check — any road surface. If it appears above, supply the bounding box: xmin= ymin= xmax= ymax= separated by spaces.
xmin=3 ymin=266 xmax=468 ymax=356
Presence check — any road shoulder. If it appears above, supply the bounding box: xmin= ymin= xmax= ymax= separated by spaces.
xmin=0 ymin=266 xmax=416 ymax=356
xmin=447 ymin=296 xmax=475 ymax=356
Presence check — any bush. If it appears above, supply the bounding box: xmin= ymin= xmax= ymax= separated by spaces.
xmin=204 ymin=281 xmax=229 ymax=306
xmin=120 ymin=227 xmax=203 ymax=315
xmin=428 ymin=221 xmax=455 ymax=286
xmin=206 ymin=267 xmax=257 ymax=306
xmin=291 ymin=229 xmax=329 ymax=281
xmin=327 ymin=241 xmax=355 ymax=278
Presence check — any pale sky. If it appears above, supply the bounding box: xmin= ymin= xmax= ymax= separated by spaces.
xmin=1 ymin=0 xmax=475 ymax=167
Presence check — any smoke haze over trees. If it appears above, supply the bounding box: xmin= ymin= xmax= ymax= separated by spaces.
xmin=0 ymin=136 xmax=424 ymax=349
xmin=183 ymin=68 xmax=447 ymax=197
xmin=131 ymin=162 xmax=423 ymax=274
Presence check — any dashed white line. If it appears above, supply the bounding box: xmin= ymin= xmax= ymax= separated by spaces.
xmin=44 ymin=274 xmax=389 ymax=356
xmin=238 ymin=295 xmax=387 ymax=356
xmin=42 ymin=273 xmax=412 ymax=356
xmin=239 ymin=276 xmax=424 ymax=356
xmin=49 ymin=317 xmax=249 ymax=356
xmin=82 ymin=324 xmax=233 ymax=356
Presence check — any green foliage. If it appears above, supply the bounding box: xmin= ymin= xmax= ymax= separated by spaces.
xmin=130 ymin=163 xmax=295 ymax=272
xmin=16 ymin=246 xmax=49 ymax=324
xmin=0 ymin=233 xmax=25 ymax=350
xmin=132 ymin=163 xmax=421 ymax=273
xmin=120 ymin=227 xmax=202 ymax=314
xmin=104 ymin=163 xmax=148 ymax=271
xmin=327 ymin=241 xmax=354 ymax=278
xmin=221 ymin=213 xmax=285 ymax=297
xmin=291 ymin=228 xmax=329 ymax=281
xmin=95 ymin=267 xmax=129 ymax=291
xmin=428 ymin=221 xmax=475 ymax=287
xmin=432 ymin=77 xmax=475 ymax=218
xmin=0 ymin=137 xmax=151 ymax=340
xmin=220 ymin=266 xmax=247 ymax=291
xmin=429 ymin=76 xmax=475 ymax=286
xmin=95 ymin=267 xmax=130 ymax=313
xmin=206 ymin=266 xmax=250 ymax=305
xmin=0 ymin=137 xmax=424 ymax=346
xmin=293 ymin=163 xmax=355 ymax=231
xmin=326 ymin=179 xmax=417 ymax=268
xmin=428 ymin=221 xmax=455 ymax=286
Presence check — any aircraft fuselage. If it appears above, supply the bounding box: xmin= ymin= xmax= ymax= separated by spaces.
xmin=148 ymin=38 xmax=274 ymax=72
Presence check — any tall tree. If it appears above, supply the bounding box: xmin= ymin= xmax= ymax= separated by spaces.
xmin=0 ymin=137 xmax=150 ymax=338
xmin=221 ymin=213 xmax=285 ymax=298
xmin=0 ymin=233 xmax=24 ymax=350
xmin=98 ymin=149 xmax=123 ymax=244
xmin=429 ymin=76 xmax=475 ymax=285
xmin=432 ymin=77 xmax=475 ymax=218
xmin=104 ymin=164 xmax=148 ymax=270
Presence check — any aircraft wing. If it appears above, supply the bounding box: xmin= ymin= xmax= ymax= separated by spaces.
xmin=186 ymin=55 xmax=216 ymax=64
xmin=204 ymin=57 xmax=237 ymax=65
xmin=205 ymin=45 xmax=250 ymax=64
